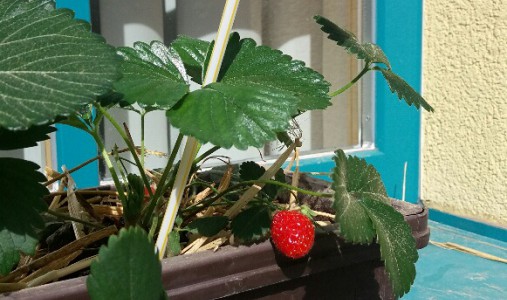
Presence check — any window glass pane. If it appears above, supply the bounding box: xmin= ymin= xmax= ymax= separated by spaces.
xmin=93 ymin=0 xmax=373 ymax=176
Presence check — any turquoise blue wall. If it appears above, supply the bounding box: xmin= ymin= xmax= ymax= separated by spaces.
xmin=55 ymin=0 xmax=99 ymax=188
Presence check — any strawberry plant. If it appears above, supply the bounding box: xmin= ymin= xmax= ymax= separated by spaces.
xmin=0 ymin=1 xmax=432 ymax=299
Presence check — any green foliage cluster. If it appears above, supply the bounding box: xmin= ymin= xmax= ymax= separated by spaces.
xmin=0 ymin=1 xmax=432 ymax=299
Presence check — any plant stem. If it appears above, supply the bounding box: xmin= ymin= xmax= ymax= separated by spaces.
xmin=144 ymin=133 xmax=184 ymax=233
xmin=182 ymin=178 xmax=333 ymax=217
xmin=113 ymin=146 xmax=129 ymax=183
xmin=227 ymin=179 xmax=333 ymax=199
xmin=289 ymin=147 xmax=300 ymax=210
xmin=194 ymin=146 xmax=221 ymax=165
xmin=96 ymin=105 xmax=153 ymax=198
xmin=182 ymin=188 xmax=244 ymax=215
xmin=186 ymin=180 xmax=221 ymax=194
xmin=159 ymin=133 xmax=184 ymax=196
xmin=44 ymin=148 xmax=132 ymax=187
xmin=140 ymin=111 xmax=146 ymax=166
xmin=44 ymin=154 xmax=94 ymax=186
xmin=147 ymin=145 xmax=226 ymax=231
xmin=148 ymin=215 xmax=159 ymax=240
xmin=328 ymin=64 xmax=370 ymax=97
xmin=91 ymin=130 xmax=127 ymax=205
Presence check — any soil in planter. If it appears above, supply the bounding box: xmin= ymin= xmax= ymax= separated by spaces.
xmin=1 ymin=170 xmax=429 ymax=299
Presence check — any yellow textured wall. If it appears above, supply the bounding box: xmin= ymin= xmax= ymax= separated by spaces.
xmin=422 ymin=0 xmax=507 ymax=226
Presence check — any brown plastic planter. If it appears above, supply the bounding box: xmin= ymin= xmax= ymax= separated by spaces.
xmin=3 ymin=200 xmax=428 ymax=300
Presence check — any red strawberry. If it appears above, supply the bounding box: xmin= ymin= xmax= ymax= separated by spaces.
xmin=143 ymin=185 xmax=156 ymax=202
xmin=270 ymin=210 xmax=315 ymax=259
xmin=143 ymin=186 xmax=155 ymax=196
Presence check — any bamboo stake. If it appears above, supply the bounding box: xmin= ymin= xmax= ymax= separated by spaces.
xmin=155 ymin=0 xmax=241 ymax=259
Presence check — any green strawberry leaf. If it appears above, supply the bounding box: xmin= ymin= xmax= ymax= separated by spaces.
xmin=379 ymin=69 xmax=434 ymax=112
xmin=331 ymin=149 xmax=417 ymax=296
xmin=168 ymin=82 xmax=299 ymax=149
xmin=239 ymin=161 xmax=265 ymax=181
xmin=0 ymin=0 xmax=119 ymax=130
xmin=115 ymin=41 xmax=189 ymax=110
xmin=300 ymin=205 xmax=318 ymax=218
xmin=97 ymin=90 xmax=125 ymax=108
xmin=223 ymin=33 xmax=331 ymax=111
xmin=239 ymin=162 xmax=284 ymax=199
xmin=315 ymin=15 xmax=390 ymax=68
xmin=167 ymin=230 xmax=181 ymax=257
xmin=186 ymin=216 xmax=229 ymax=237
xmin=231 ymin=205 xmax=271 ymax=242
xmin=331 ymin=150 xmax=389 ymax=244
xmin=123 ymin=174 xmax=144 ymax=225
xmin=359 ymin=198 xmax=418 ymax=298
xmin=265 ymin=168 xmax=286 ymax=199
xmin=0 ymin=125 xmax=55 ymax=150
xmin=87 ymin=227 xmax=166 ymax=300
xmin=171 ymin=35 xmax=210 ymax=84
xmin=174 ymin=215 xmax=184 ymax=227
xmin=172 ymin=33 xmax=331 ymax=111
xmin=168 ymin=33 xmax=331 ymax=149
xmin=0 ymin=158 xmax=48 ymax=275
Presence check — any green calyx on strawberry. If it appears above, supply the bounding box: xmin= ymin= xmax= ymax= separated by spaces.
xmin=270 ymin=210 xmax=315 ymax=259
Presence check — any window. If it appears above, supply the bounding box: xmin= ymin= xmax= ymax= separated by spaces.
xmin=94 ymin=0 xmax=374 ymax=168
xmin=54 ymin=1 xmax=424 ymax=203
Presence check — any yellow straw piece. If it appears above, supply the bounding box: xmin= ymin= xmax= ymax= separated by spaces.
xmin=155 ymin=0 xmax=241 ymax=259
xmin=430 ymin=241 xmax=507 ymax=264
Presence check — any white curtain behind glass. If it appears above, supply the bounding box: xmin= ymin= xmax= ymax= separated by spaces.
xmin=97 ymin=0 xmax=366 ymax=175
